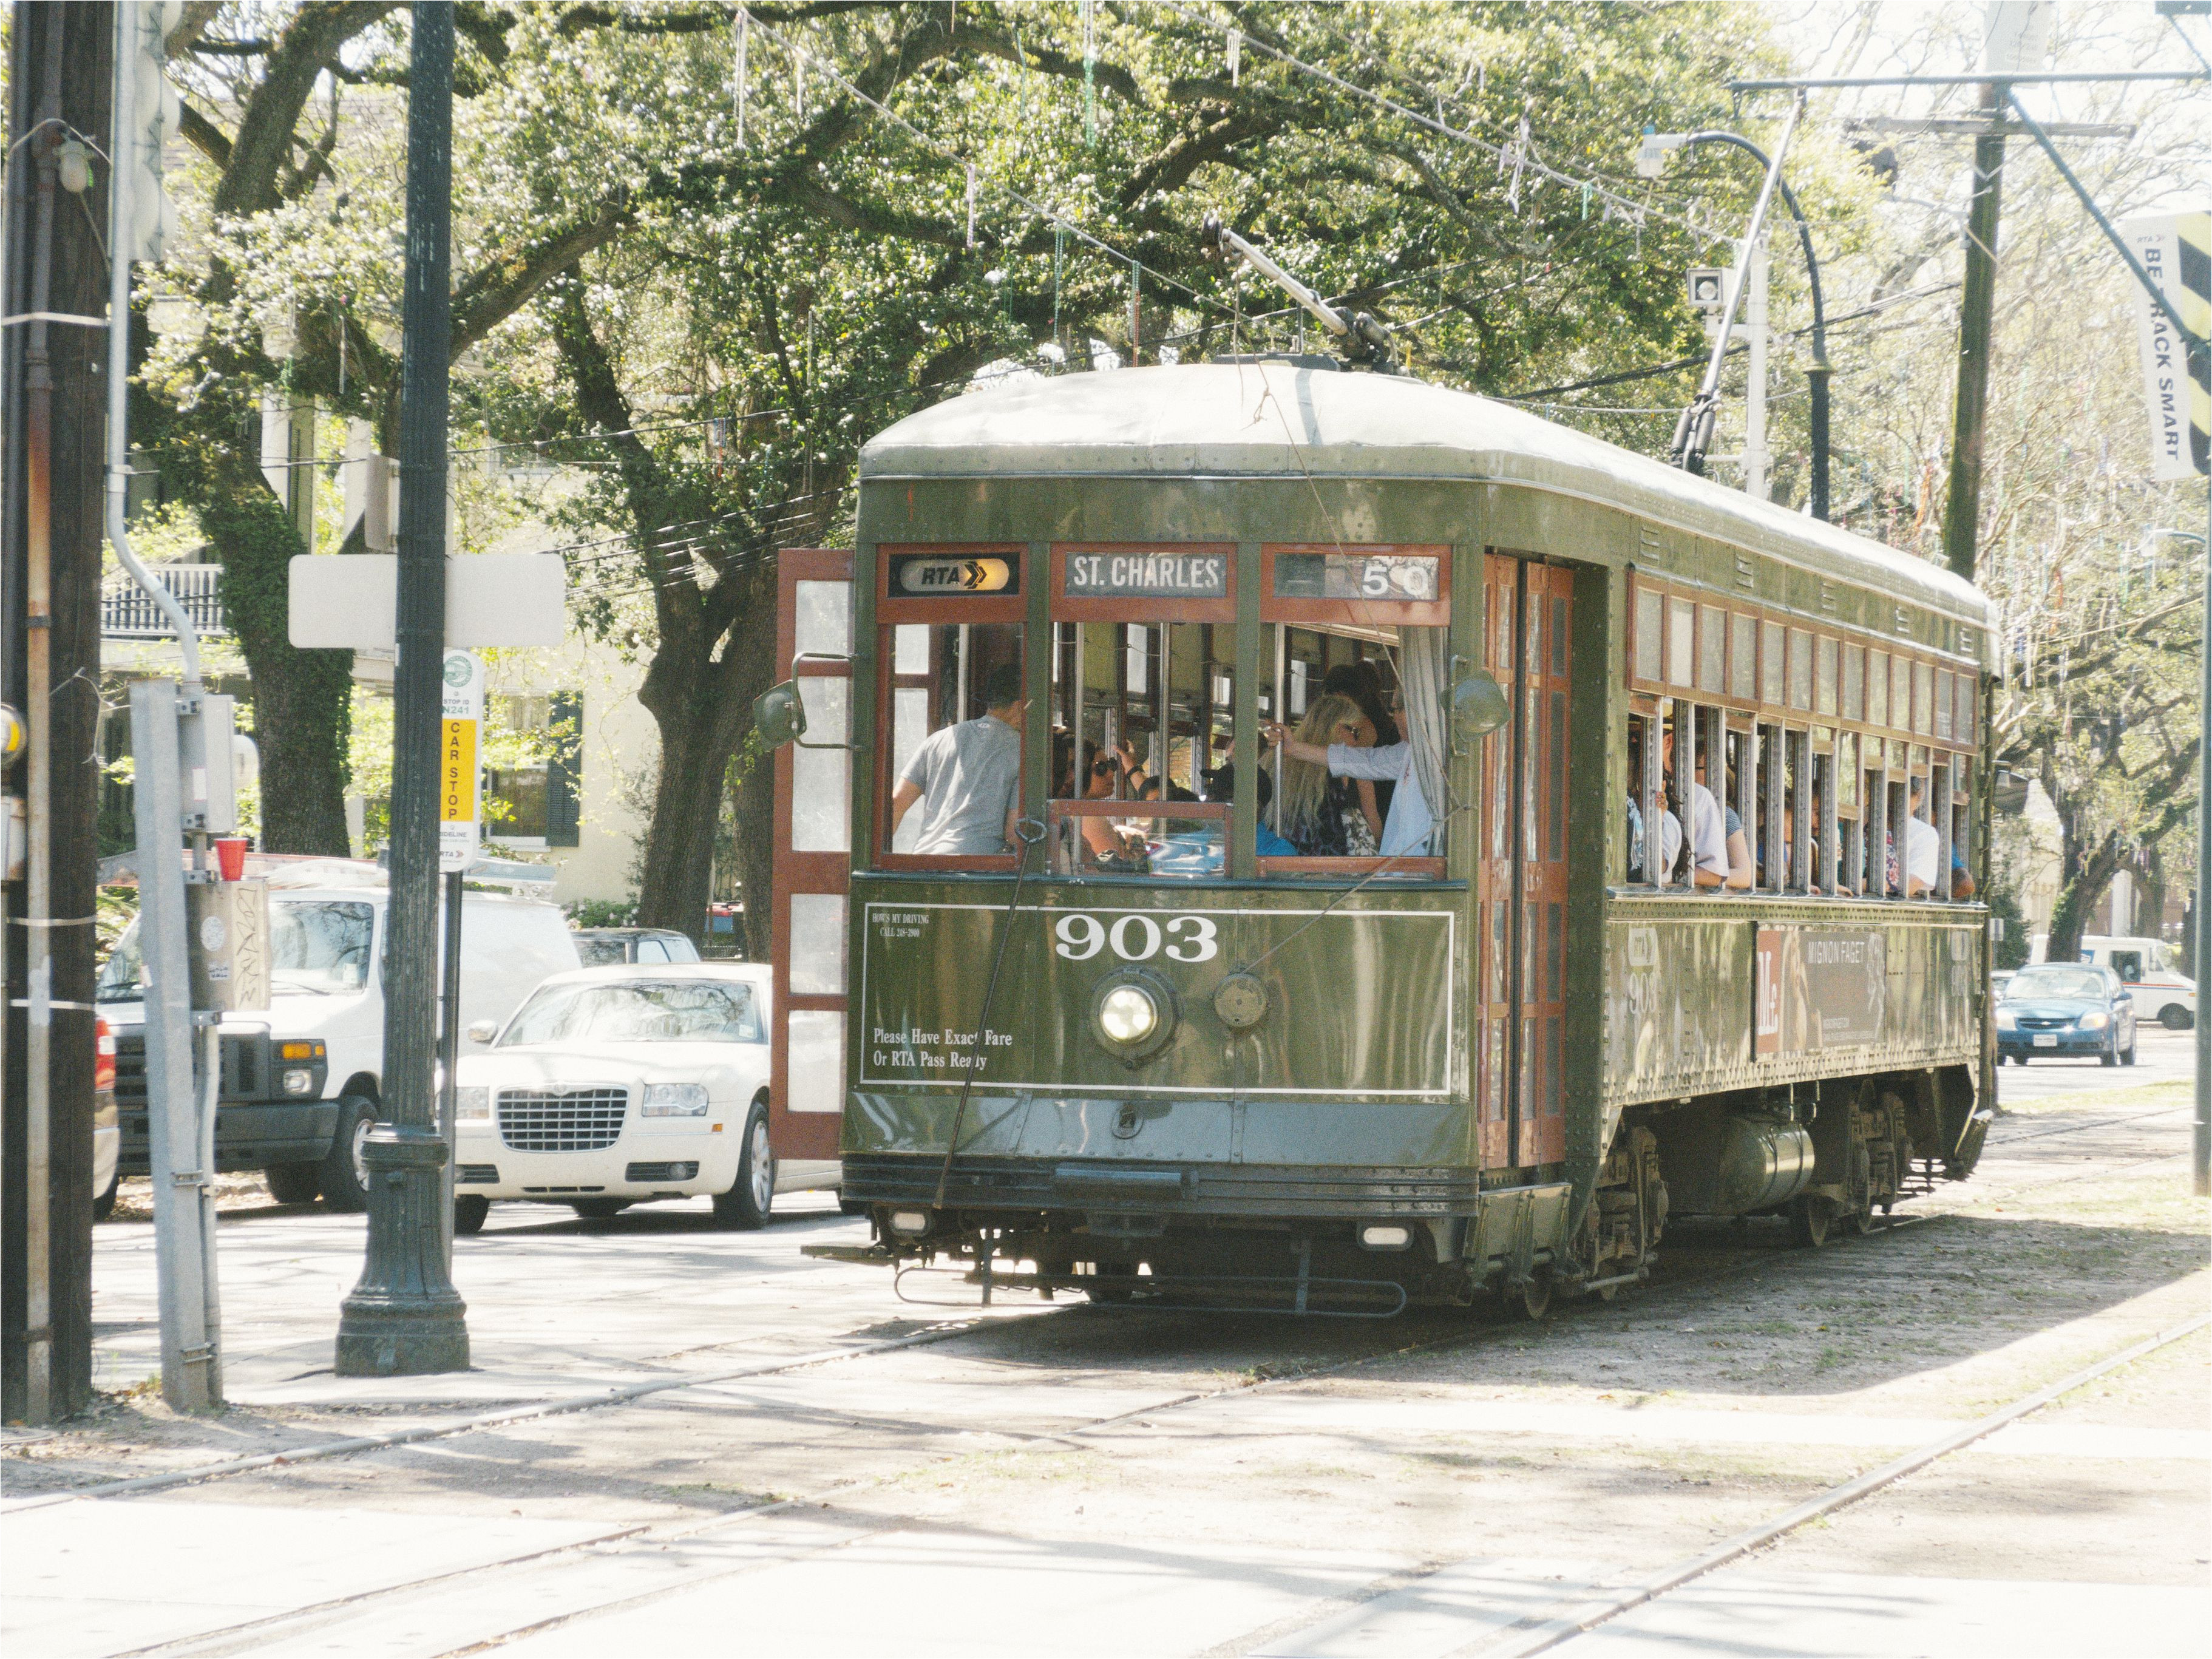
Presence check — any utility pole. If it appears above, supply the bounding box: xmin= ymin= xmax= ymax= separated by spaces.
xmin=2 ymin=0 xmax=110 ymax=1426
xmin=1744 ymin=233 xmax=1772 ymax=502
xmin=336 ymin=0 xmax=469 ymax=1377
xmin=1940 ymin=79 xmax=2008 ymax=584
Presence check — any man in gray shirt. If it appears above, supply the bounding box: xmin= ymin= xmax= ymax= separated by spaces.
xmin=887 ymin=662 xmax=1026 ymax=855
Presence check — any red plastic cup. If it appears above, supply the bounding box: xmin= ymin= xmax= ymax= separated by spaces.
xmin=214 ymin=836 xmax=249 ymax=883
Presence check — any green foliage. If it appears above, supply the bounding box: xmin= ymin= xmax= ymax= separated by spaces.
xmin=564 ymin=898 xmax=639 ymax=929
xmin=1985 ymin=884 xmax=2031 ymax=972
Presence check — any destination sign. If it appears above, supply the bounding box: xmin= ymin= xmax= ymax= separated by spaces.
xmin=1275 ymin=552 xmax=1440 ymax=603
xmin=1063 ymin=549 xmax=1229 ymax=600
xmin=889 ymin=553 xmax=1019 ymax=597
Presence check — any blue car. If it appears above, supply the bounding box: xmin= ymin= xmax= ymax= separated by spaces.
xmin=1996 ymin=964 xmax=2137 ymax=1067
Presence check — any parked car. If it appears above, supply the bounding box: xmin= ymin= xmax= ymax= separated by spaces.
xmin=2075 ymin=936 xmax=2196 ymax=1030
xmin=1990 ymin=969 xmax=2015 ymax=1000
xmin=573 ymin=926 xmax=702 ymax=967
xmin=1997 ymin=964 xmax=2137 ymax=1067
xmin=93 ymin=1016 xmax=119 ymax=1221
xmin=99 ymin=861 xmax=580 ymax=1212
xmin=451 ymin=962 xmax=838 ymax=1233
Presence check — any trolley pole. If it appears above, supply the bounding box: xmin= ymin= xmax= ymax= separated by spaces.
xmin=2197 ymin=480 xmax=2209 ymax=1198
xmin=335 ymin=0 xmax=469 ymax=1375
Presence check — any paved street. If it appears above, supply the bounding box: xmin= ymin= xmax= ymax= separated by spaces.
xmin=5 ymin=1054 xmax=2205 ymax=1659
xmin=1994 ymin=1023 xmax=2199 ymax=1101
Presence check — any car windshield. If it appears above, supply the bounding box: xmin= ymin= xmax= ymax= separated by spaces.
xmin=499 ymin=979 xmax=764 ymax=1046
xmin=95 ymin=898 xmax=375 ymax=1002
xmin=2004 ymin=967 xmax=2106 ymax=1000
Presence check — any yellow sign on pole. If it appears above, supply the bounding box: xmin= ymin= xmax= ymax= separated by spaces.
xmin=439 ymin=650 xmax=483 ymax=872
xmin=439 ymin=718 xmax=478 ymax=823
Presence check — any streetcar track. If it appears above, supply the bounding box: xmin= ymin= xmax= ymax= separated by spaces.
xmin=22 ymin=1103 xmax=2178 ymax=1659
xmin=15 ymin=1096 xmax=2153 ymax=1510
xmin=106 ymin=1249 xmax=1805 ymax=1659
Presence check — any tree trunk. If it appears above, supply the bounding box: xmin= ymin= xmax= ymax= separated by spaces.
xmin=633 ymin=704 xmax=730 ymax=944
xmin=195 ymin=460 xmax=355 ymax=854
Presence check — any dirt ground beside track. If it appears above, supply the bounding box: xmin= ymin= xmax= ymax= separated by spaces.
xmin=10 ymin=1079 xmax=2208 ymax=1650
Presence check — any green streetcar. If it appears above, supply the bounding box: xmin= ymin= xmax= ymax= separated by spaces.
xmin=760 ymin=359 xmax=1993 ymax=1317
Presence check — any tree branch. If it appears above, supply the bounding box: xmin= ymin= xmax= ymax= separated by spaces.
xmin=213 ymin=1 xmax=399 ymax=219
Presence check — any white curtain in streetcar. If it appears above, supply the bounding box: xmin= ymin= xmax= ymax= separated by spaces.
xmin=1399 ymin=625 xmax=1450 ymax=850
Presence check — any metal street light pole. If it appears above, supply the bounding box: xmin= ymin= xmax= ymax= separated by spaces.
xmin=335 ymin=0 xmax=468 ymax=1376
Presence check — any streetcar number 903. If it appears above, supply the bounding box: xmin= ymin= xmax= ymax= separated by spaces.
xmin=1054 ymin=912 xmax=1218 ymax=963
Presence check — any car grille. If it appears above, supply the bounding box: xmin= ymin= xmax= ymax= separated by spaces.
xmin=2015 ymin=1016 xmax=2072 ymax=1030
xmin=112 ymin=1028 xmax=263 ymax=1107
xmin=497 ymin=1088 xmax=628 ymax=1152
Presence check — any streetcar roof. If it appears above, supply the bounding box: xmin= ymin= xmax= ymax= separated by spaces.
xmin=861 ymin=362 xmax=1990 ymax=626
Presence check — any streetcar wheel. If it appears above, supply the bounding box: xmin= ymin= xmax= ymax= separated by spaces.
xmin=453 ymin=1194 xmax=490 ymax=1235
xmin=1788 ymin=1195 xmax=1830 ymax=1249
xmin=1842 ymin=1203 xmax=1876 ymax=1237
xmin=710 ymin=1102 xmax=775 ymax=1229
xmin=1084 ymin=1272 xmax=1137 ymax=1306
xmin=1512 ymin=1270 xmax=1554 ymax=1321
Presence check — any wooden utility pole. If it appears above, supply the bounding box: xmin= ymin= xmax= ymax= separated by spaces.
xmin=1941 ymin=81 xmax=2009 ymax=585
xmin=2 ymin=1 xmax=111 ymax=1423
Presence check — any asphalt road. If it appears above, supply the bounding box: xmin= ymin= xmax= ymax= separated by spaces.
xmin=1993 ymin=1022 xmax=2199 ymax=1101
xmin=10 ymin=1048 xmax=2205 ymax=1659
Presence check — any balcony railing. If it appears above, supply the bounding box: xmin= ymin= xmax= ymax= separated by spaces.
xmin=102 ymin=564 xmax=225 ymax=639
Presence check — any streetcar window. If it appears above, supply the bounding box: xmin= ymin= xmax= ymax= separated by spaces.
xmin=883 ymin=621 xmax=1026 ymax=860
xmin=1048 ymin=617 xmax=1229 ymax=879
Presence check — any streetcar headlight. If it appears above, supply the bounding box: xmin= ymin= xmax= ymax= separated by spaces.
xmin=1359 ymin=1223 xmax=1413 ymax=1252
xmin=888 ymin=1208 xmax=932 ymax=1237
xmin=1098 ymin=986 xmax=1160 ymax=1045
xmin=2075 ymin=1009 xmax=2109 ymax=1031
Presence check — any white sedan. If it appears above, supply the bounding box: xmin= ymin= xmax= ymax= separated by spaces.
xmin=452 ymin=962 xmax=836 ymax=1232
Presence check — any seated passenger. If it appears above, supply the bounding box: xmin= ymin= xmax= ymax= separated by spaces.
xmin=1904 ymin=776 xmax=1940 ymax=898
xmin=1263 ymin=701 xmax=1434 ymax=857
xmin=1270 ymin=695 xmax=1382 ymax=856
xmin=1657 ymin=727 xmax=1729 ymax=887
xmin=1323 ymin=661 xmax=1400 ymax=822
xmin=1200 ymin=764 xmax=1298 ymax=856
xmin=1694 ymin=750 xmax=1754 ymax=891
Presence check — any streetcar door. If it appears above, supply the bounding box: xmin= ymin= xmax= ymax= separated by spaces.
xmin=770 ymin=549 xmax=853 ymax=1163
xmin=1477 ymin=555 xmax=1573 ymax=1171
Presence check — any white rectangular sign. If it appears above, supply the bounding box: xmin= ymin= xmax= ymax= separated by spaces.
xmin=2122 ymin=210 xmax=2212 ymax=483
xmin=287 ymin=554 xmax=567 ymax=650
xmin=439 ymin=650 xmax=484 ymax=874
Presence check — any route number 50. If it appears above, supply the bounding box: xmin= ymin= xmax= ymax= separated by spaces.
xmin=1054 ymin=912 xmax=1218 ymax=963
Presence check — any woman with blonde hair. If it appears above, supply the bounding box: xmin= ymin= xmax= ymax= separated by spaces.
xmin=1271 ymin=694 xmax=1381 ymax=856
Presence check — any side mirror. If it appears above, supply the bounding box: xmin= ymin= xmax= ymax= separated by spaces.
xmin=1450 ymin=671 xmax=1511 ymax=749
xmin=753 ymin=681 xmax=807 ymax=749
xmin=466 ymin=1019 xmax=499 ymax=1044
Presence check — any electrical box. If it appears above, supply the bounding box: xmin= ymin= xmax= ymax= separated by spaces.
xmin=188 ymin=878 xmax=269 ymax=1013
xmin=177 ymin=693 xmax=237 ymax=834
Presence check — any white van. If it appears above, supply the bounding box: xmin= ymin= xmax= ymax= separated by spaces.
xmin=2077 ymin=936 xmax=2196 ymax=1030
xmin=97 ymin=860 xmax=581 ymax=1210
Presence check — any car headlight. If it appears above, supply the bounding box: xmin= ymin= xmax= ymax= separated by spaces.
xmin=1994 ymin=1007 xmax=2015 ymax=1030
xmin=641 ymin=1082 xmax=710 ymax=1118
xmin=2077 ymin=1009 xmax=2109 ymax=1031
xmin=454 ymin=1086 xmax=491 ymax=1122
xmin=1098 ymin=985 xmax=1159 ymax=1045
xmin=281 ymin=1068 xmax=316 ymax=1096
